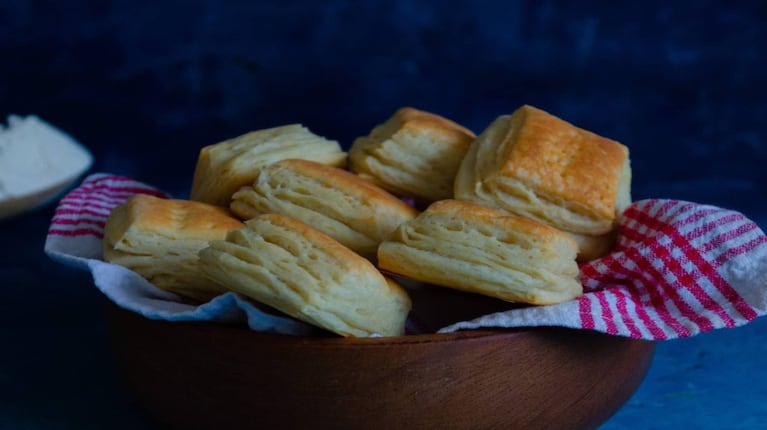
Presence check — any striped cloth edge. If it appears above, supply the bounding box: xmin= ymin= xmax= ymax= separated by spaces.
xmin=573 ymin=200 xmax=767 ymax=339
xmin=44 ymin=173 xmax=169 ymax=263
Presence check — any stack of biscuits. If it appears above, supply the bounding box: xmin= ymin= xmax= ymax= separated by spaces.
xmin=102 ymin=105 xmax=631 ymax=337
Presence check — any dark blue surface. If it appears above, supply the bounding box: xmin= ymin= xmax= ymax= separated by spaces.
xmin=1 ymin=1 xmax=766 ymax=428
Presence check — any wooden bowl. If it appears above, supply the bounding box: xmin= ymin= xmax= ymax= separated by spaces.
xmin=105 ymin=300 xmax=654 ymax=430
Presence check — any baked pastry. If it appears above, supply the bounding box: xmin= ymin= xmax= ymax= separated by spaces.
xmin=349 ymin=107 xmax=476 ymax=203
xmin=103 ymin=194 xmax=245 ymax=301
xmin=190 ymin=124 xmax=346 ymax=206
xmin=378 ymin=199 xmax=582 ymax=305
xmin=198 ymin=213 xmax=412 ymax=337
xmin=454 ymin=105 xmax=631 ymax=260
xmin=230 ymin=159 xmax=418 ymax=260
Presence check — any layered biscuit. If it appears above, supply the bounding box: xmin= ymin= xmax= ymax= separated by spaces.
xmin=349 ymin=107 xmax=476 ymax=203
xmin=230 ymin=159 xmax=417 ymax=260
xmin=103 ymin=194 xmax=245 ymax=301
xmin=454 ymin=105 xmax=631 ymax=260
xmin=199 ymin=214 xmax=412 ymax=337
xmin=378 ymin=199 xmax=582 ymax=305
xmin=190 ymin=124 xmax=346 ymax=206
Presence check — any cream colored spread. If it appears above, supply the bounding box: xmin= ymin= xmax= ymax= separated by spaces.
xmin=0 ymin=115 xmax=91 ymax=199
xmin=0 ymin=115 xmax=92 ymax=218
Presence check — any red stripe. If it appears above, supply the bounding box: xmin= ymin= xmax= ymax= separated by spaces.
xmin=58 ymin=199 xmax=117 ymax=211
xmin=50 ymin=217 xmax=106 ymax=228
xmin=578 ymin=296 xmax=595 ymax=329
xmin=584 ymin=199 xmax=765 ymax=338
xmin=596 ymin=291 xmax=618 ymax=335
xmin=623 ymin=261 xmax=689 ymax=337
xmin=701 ymin=221 xmax=758 ymax=254
xmin=53 ymin=207 xmax=111 ymax=218
xmin=649 ymin=240 xmax=719 ymax=331
xmin=673 ymin=206 xmax=721 ymax=230
xmin=70 ymin=175 xmax=167 ymax=196
xmin=629 ymin=200 xmax=692 ymax=231
xmin=639 ymin=208 xmax=757 ymax=324
xmin=685 ymin=212 xmax=745 ymax=246
xmin=79 ymin=186 xmax=159 ymax=198
xmin=613 ymin=287 xmax=643 ymax=338
xmin=619 ymin=200 xmax=682 ymax=247
xmin=610 ymin=219 xmax=690 ymax=337
xmin=577 ymin=261 xmax=605 ymax=292
xmin=714 ymin=235 xmax=767 ymax=266
xmin=589 ymin=251 xmax=670 ymax=339
xmin=47 ymin=227 xmax=104 ymax=238
xmin=661 ymin=217 xmax=759 ymax=323
xmin=621 ymin=206 xmax=759 ymax=330
xmin=65 ymin=192 xmax=129 ymax=206
xmin=620 ymin=203 xmax=756 ymax=252
xmin=629 ymin=208 xmax=723 ymax=332
xmin=648 ymin=200 xmax=689 ymax=223
xmin=66 ymin=194 xmax=128 ymax=207
xmin=88 ymin=174 xmax=143 ymax=185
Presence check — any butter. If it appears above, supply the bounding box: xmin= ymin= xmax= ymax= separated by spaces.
xmin=0 ymin=115 xmax=92 ymax=218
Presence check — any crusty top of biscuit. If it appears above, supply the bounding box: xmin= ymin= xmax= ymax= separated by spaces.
xmin=499 ymin=105 xmax=629 ymax=220
xmin=408 ymin=199 xmax=578 ymax=255
xmin=189 ymin=124 xmax=346 ymax=206
xmin=273 ymin=159 xmax=418 ymax=215
xmin=104 ymin=194 xmax=245 ymax=254
xmin=388 ymin=107 xmax=476 ymax=141
xmin=348 ymin=107 xmax=476 ymax=201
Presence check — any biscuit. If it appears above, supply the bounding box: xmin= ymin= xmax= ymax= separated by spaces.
xmin=199 ymin=214 xmax=412 ymax=337
xmin=190 ymin=124 xmax=346 ymax=206
xmin=230 ymin=159 xmax=417 ymax=260
xmin=349 ymin=107 xmax=476 ymax=202
xmin=103 ymin=194 xmax=245 ymax=301
xmin=378 ymin=199 xmax=582 ymax=305
xmin=454 ymin=105 xmax=631 ymax=260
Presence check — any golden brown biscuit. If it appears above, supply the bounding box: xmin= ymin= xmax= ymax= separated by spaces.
xmin=349 ymin=107 xmax=476 ymax=202
xmin=378 ymin=199 xmax=582 ymax=305
xmin=199 ymin=214 xmax=412 ymax=337
xmin=190 ymin=124 xmax=346 ymax=206
xmin=230 ymin=159 xmax=418 ymax=260
xmin=454 ymin=105 xmax=631 ymax=260
xmin=103 ymin=194 xmax=245 ymax=301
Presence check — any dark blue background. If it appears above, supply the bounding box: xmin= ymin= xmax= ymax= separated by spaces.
xmin=1 ymin=1 xmax=765 ymax=429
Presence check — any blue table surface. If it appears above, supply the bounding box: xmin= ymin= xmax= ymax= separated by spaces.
xmin=2 ymin=1 xmax=766 ymax=428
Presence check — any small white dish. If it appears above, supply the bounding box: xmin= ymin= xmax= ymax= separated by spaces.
xmin=0 ymin=115 xmax=93 ymax=221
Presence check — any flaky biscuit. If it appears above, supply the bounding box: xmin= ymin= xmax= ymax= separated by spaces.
xmin=103 ymin=194 xmax=245 ymax=301
xmin=230 ymin=159 xmax=417 ymax=260
xmin=199 ymin=214 xmax=412 ymax=337
xmin=378 ymin=199 xmax=582 ymax=305
xmin=349 ymin=107 xmax=476 ymax=202
xmin=454 ymin=105 xmax=631 ymax=260
xmin=190 ymin=124 xmax=346 ymax=206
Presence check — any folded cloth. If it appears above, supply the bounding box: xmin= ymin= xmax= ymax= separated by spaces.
xmin=45 ymin=174 xmax=767 ymax=340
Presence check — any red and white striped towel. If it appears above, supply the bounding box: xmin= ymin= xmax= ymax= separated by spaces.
xmin=45 ymin=174 xmax=168 ymax=262
xmin=45 ymin=174 xmax=767 ymax=340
